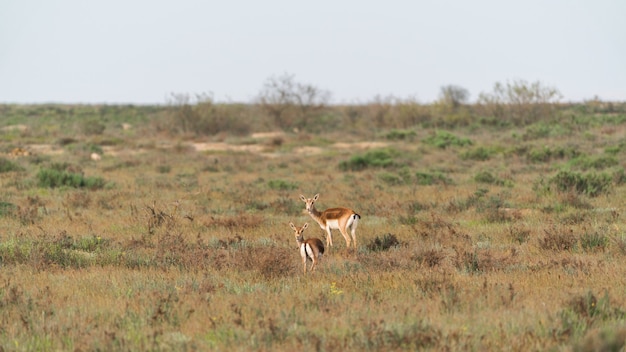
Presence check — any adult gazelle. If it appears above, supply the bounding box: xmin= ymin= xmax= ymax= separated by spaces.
xmin=299 ymin=194 xmax=360 ymax=251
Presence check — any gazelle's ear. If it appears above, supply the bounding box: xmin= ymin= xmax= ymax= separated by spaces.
xmin=313 ymin=194 xmax=319 ymax=201
xmin=289 ymin=222 xmax=296 ymax=231
xmin=299 ymin=195 xmax=307 ymax=202
xmin=302 ymin=223 xmax=309 ymax=230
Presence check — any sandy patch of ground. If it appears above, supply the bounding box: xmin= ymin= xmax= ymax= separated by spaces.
xmin=293 ymin=146 xmax=324 ymax=155
xmin=27 ymin=144 xmax=64 ymax=155
xmin=290 ymin=142 xmax=388 ymax=155
xmin=250 ymin=131 xmax=285 ymax=139
xmin=1 ymin=124 xmax=29 ymax=132
xmin=12 ymin=136 xmax=388 ymax=158
xmin=333 ymin=141 xmax=388 ymax=149
xmin=192 ymin=142 xmax=266 ymax=153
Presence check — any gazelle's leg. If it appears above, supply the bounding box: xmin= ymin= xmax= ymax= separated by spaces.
xmin=339 ymin=227 xmax=352 ymax=249
xmin=326 ymin=228 xmax=333 ymax=247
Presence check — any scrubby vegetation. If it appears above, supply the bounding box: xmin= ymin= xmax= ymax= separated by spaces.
xmin=0 ymin=82 xmax=625 ymax=350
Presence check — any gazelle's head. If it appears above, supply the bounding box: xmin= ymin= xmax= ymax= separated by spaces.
xmin=290 ymin=222 xmax=309 ymax=243
xmin=299 ymin=194 xmax=319 ymax=213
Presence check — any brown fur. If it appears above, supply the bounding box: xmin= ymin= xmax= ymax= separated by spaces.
xmin=290 ymin=222 xmax=325 ymax=274
xmin=300 ymin=194 xmax=360 ymax=250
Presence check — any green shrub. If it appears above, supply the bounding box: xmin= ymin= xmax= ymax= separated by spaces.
xmin=569 ymin=155 xmax=619 ymax=170
xmin=37 ymin=168 xmax=106 ymax=189
xmin=474 ymin=171 xmax=511 ymax=187
xmin=460 ymin=146 xmax=497 ymax=161
xmin=378 ymin=168 xmax=412 ymax=186
xmin=0 ymin=157 xmax=24 ymax=173
xmin=267 ymin=179 xmax=298 ymax=191
xmin=580 ymin=232 xmax=608 ymax=252
xmin=415 ymin=171 xmax=453 ymax=185
xmin=474 ymin=171 xmax=497 ymax=184
xmin=339 ymin=148 xmax=398 ymax=171
xmin=423 ymin=131 xmax=472 ymax=149
xmin=523 ymin=122 xmax=569 ymax=140
xmin=527 ymin=148 xmax=552 ymax=163
xmin=605 ymin=140 xmax=626 ymax=155
xmin=378 ymin=172 xmax=405 ymax=186
xmin=527 ymin=146 xmax=580 ymax=163
xmin=156 ymin=165 xmax=171 ymax=174
xmin=549 ymin=170 xmax=613 ymax=197
xmin=384 ymin=129 xmax=417 ymax=141
xmin=79 ymin=119 xmax=106 ymax=135
xmin=0 ymin=201 xmax=17 ymax=217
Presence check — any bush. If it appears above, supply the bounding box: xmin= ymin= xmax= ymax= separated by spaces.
xmin=267 ymin=179 xmax=299 ymax=191
xmin=474 ymin=171 xmax=495 ymax=184
xmin=79 ymin=119 xmax=106 ymax=135
xmin=527 ymin=146 xmax=580 ymax=163
xmin=415 ymin=171 xmax=453 ymax=186
xmin=0 ymin=157 xmax=24 ymax=173
xmin=605 ymin=140 xmax=626 ymax=155
xmin=477 ymin=80 xmax=562 ymax=125
xmin=550 ymin=170 xmax=613 ymax=197
xmin=367 ymin=233 xmax=401 ymax=251
xmin=474 ymin=171 xmax=511 ymax=187
xmin=339 ymin=148 xmax=398 ymax=171
xmin=384 ymin=129 xmax=417 ymax=141
xmin=37 ymin=168 xmax=106 ymax=189
xmin=476 ymin=193 xmax=511 ymax=222
xmin=580 ymin=232 xmax=608 ymax=252
xmin=165 ymin=93 xmax=252 ymax=136
xmin=257 ymin=73 xmax=331 ymax=130
xmin=569 ymin=155 xmax=619 ymax=170
xmin=460 ymin=146 xmax=498 ymax=161
xmin=540 ymin=226 xmax=577 ymax=251
xmin=378 ymin=172 xmax=405 ymax=186
xmin=423 ymin=131 xmax=472 ymax=149
xmin=0 ymin=201 xmax=17 ymax=217
xmin=522 ymin=122 xmax=569 ymax=140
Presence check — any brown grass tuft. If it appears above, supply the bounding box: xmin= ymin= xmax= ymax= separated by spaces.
xmin=257 ymin=246 xmax=295 ymax=278
xmin=540 ymin=225 xmax=577 ymax=251
xmin=366 ymin=233 xmax=402 ymax=251
xmin=202 ymin=213 xmax=264 ymax=228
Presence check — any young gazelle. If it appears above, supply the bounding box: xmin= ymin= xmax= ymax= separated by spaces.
xmin=299 ymin=194 xmax=361 ymax=251
xmin=290 ymin=222 xmax=324 ymax=274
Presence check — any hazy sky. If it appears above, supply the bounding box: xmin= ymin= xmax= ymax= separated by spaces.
xmin=1 ymin=0 xmax=624 ymax=104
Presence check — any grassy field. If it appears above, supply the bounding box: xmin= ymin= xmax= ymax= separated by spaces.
xmin=1 ymin=102 xmax=626 ymax=351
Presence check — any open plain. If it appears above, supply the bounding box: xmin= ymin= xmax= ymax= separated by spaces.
xmin=0 ymin=101 xmax=625 ymax=351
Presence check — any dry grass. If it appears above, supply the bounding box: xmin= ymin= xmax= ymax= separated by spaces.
xmin=0 ymin=104 xmax=625 ymax=350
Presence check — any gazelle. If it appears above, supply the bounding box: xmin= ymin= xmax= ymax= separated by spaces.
xmin=299 ymin=194 xmax=361 ymax=250
xmin=290 ymin=222 xmax=324 ymax=274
